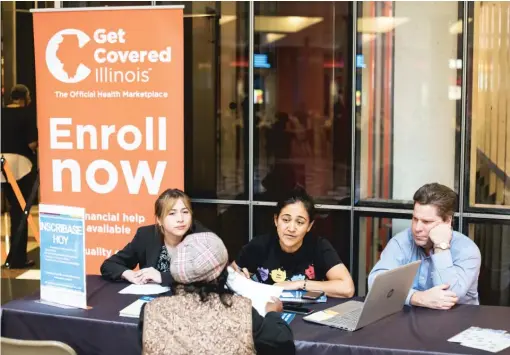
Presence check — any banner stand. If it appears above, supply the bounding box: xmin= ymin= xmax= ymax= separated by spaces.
xmin=31 ymin=5 xmax=184 ymax=274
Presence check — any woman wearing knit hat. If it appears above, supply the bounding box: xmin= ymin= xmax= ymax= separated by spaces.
xmin=140 ymin=232 xmax=295 ymax=355
xmin=100 ymin=189 xmax=210 ymax=286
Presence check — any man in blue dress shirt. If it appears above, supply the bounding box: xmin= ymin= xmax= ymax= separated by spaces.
xmin=368 ymin=183 xmax=481 ymax=310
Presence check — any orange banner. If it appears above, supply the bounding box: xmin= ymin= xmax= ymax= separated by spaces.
xmin=32 ymin=6 xmax=183 ymax=274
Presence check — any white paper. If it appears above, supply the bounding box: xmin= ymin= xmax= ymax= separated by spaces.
xmin=226 ymin=267 xmax=283 ymax=317
xmin=450 ymin=327 xmax=510 ymax=353
xmin=448 ymin=327 xmax=485 ymax=343
xmin=461 ymin=333 xmax=510 ymax=353
xmin=118 ymin=283 xmax=170 ymax=295
xmin=119 ymin=297 xmax=154 ymax=318
xmin=303 ymin=311 xmax=335 ymax=322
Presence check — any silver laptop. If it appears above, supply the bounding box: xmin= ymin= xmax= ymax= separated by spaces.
xmin=303 ymin=260 xmax=421 ymax=331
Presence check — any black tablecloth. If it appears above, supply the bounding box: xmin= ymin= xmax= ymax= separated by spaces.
xmin=2 ymin=276 xmax=510 ymax=355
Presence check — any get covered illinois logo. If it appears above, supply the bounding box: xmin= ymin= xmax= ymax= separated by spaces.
xmin=45 ymin=27 xmax=173 ymax=84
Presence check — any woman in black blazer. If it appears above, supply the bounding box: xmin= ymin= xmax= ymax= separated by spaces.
xmin=100 ymin=189 xmax=209 ymax=286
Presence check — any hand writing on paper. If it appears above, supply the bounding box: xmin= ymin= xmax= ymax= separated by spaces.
xmin=121 ymin=270 xmax=144 ymax=285
xmin=136 ymin=267 xmax=162 ymax=284
xmin=265 ymin=297 xmax=283 ymax=314
xmin=411 ymin=284 xmax=458 ymax=310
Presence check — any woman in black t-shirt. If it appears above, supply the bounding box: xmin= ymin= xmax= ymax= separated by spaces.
xmin=232 ymin=188 xmax=355 ymax=298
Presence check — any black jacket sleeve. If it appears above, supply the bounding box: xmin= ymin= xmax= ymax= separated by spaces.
xmin=100 ymin=228 xmax=142 ymax=281
xmin=252 ymin=308 xmax=295 ymax=355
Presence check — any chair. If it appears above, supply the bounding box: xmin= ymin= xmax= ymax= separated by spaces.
xmin=1 ymin=337 xmax=77 ymax=355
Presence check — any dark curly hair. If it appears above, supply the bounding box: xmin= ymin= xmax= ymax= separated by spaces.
xmin=170 ymin=266 xmax=234 ymax=307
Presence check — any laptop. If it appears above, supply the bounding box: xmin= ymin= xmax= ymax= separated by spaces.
xmin=303 ymin=260 xmax=421 ymax=331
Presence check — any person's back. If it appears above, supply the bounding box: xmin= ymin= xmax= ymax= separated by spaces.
xmin=140 ymin=232 xmax=295 ymax=355
xmin=1 ymin=106 xmax=37 ymax=161
xmin=143 ymin=289 xmax=255 ymax=355
xmin=1 ymin=84 xmax=38 ymax=269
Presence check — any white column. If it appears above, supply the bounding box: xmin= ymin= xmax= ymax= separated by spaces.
xmin=392 ymin=1 xmax=458 ymax=201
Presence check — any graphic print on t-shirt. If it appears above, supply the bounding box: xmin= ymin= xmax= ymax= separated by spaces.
xmin=236 ymin=233 xmax=343 ymax=285
xmin=268 ymin=264 xmax=315 ymax=283
xmin=257 ymin=267 xmax=269 ymax=282
xmin=270 ymin=268 xmax=287 ymax=283
xmin=305 ymin=265 xmax=315 ymax=279
xmin=290 ymin=274 xmax=305 ymax=281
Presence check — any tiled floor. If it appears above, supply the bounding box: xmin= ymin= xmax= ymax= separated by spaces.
xmin=1 ymin=210 xmax=41 ymax=305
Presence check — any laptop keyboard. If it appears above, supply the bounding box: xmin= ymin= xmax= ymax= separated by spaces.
xmin=323 ymin=307 xmax=362 ymax=330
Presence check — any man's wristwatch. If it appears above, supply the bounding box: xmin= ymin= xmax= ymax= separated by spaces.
xmin=303 ymin=279 xmax=307 ymax=290
xmin=435 ymin=242 xmax=451 ymax=250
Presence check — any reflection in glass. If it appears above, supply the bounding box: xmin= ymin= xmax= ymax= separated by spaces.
xmin=357 ymin=216 xmax=411 ymax=295
xmin=16 ymin=1 xmax=36 ymax=9
xmin=60 ymin=2 xmax=248 ymax=200
xmin=253 ymin=206 xmax=351 ymax=273
xmin=467 ymin=220 xmax=510 ymax=306
xmin=356 ymin=2 xmax=461 ymax=204
xmin=193 ymin=204 xmax=248 ymax=262
xmin=253 ymin=2 xmax=352 ymax=204
xmin=64 ymin=1 xmax=151 ymax=7
xmin=468 ymin=2 xmax=510 ymax=208
xmin=36 ymin=2 xmax=55 ymax=8
xmin=181 ymin=2 xmax=249 ymax=200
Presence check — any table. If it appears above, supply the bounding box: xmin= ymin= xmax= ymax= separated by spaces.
xmin=2 ymin=276 xmax=510 ymax=355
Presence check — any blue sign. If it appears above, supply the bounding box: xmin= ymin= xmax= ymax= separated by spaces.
xmin=254 ymin=54 xmax=271 ymax=69
xmin=356 ymin=54 xmax=366 ymax=68
xmin=39 ymin=204 xmax=87 ymax=309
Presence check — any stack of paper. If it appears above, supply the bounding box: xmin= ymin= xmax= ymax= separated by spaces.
xmin=118 ymin=284 xmax=171 ymax=295
xmin=280 ymin=290 xmax=327 ymax=304
xmin=119 ymin=296 xmax=155 ymax=318
xmin=226 ymin=267 xmax=283 ymax=317
xmin=448 ymin=327 xmax=510 ymax=353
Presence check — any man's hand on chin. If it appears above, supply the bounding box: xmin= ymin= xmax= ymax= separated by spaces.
xmin=429 ymin=223 xmax=452 ymax=253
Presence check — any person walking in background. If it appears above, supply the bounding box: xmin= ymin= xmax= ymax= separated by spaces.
xmin=1 ymin=84 xmax=38 ymax=269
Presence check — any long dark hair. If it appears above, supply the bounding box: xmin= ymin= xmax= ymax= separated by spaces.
xmin=170 ymin=266 xmax=234 ymax=307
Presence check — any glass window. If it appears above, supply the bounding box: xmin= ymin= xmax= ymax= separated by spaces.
xmin=253 ymin=2 xmax=353 ymax=204
xmin=36 ymin=2 xmax=55 ymax=8
xmin=2 ymin=2 xmax=15 ymax=107
xmin=253 ymin=206 xmax=351 ymax=273
xmin=355 ymin=2 xmax=463 ymax=206
xmin=465 ymin=219 xmax=510 ymax=306
xmin=356 ymin=214 xmax=411 ymax=295
xmin=63 ymin=1 xmax=151 ymax=7
xmin=356 ymin=214 xmax=460 ymax=295
xmin=180 ymin=1 xmax=249 ymax=200
xmin=193 ymin=204 xmax=248 ymax=262
xmin=16 ymin=2 xmax=36 ymax=10
xmin=467 ymin=1 xmax=510 ymax=209
xmin=61 ymin=1 xmax=249 ymax=200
